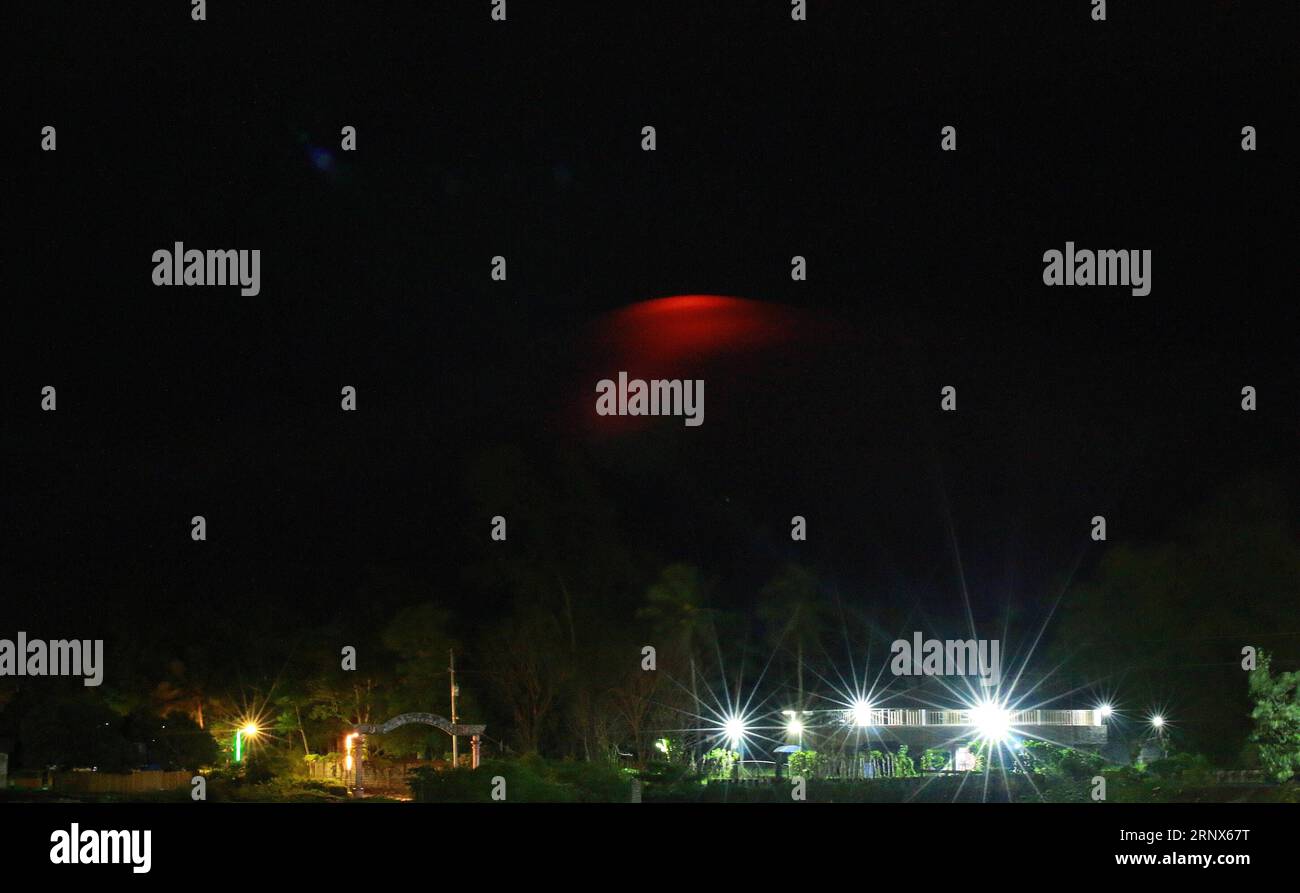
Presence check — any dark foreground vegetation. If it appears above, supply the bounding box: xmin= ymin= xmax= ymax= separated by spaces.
xmin=7 ymin=746 xmax=1297 ymax=805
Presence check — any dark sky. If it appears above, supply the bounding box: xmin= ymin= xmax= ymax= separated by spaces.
xmin=5 ymin=1 xmax=1296 ymax=644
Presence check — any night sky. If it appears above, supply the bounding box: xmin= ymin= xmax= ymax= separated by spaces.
xmin=5 ymin=1 xmax=1296 ymax=666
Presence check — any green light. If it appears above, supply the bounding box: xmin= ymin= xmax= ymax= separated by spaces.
xmin=232 ymin=723 xmax=258 ymax=764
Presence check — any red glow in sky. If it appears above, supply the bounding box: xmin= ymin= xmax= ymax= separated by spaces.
xmin=592 ymin=294 xmax=799 ymax=371
xmin=567 ymin=294 xmax=827 ymax=437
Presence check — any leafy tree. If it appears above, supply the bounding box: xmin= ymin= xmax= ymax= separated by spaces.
xmin=122 ymin=709 xmax=220 ymax=770
xmin=379 ymin=603 xmax=470 ymax=756
xmin=464 ymin=445 xmax=638 ymax=760
xmin=1248 ymin=649 xmax=1300 ymax=781
xmin=150 ymin=651 xmax=218 ymax=731
xmin=482 ymin=599 xmax=571 ymax=754
xmin=1053 ymin=476 xmax=1300 ymax=762
xmin=292 ymin=623 xmax=397 ymax=754
xmin=606 ymin=651 xmax=662 ymax=764
xmin=382 ymin=604 xmax=458 ymax=710
xmin=19 ymin=693 xmax=136 ymax=771
xmin=158 ymin=710 xmax=221 ymax=769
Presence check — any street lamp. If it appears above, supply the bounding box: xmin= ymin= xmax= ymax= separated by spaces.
xmin=344 ymin=732 xmax=358 ymax=771
xmin=721 ymin=714 xmax=748 ymax=779
xmin=850 ymin=699 xmax=873 ymax=728
xmin=782 ymin=710 xmax=807 ymax=748
xmin=970 ymin=698 xmax=1012 ymax=744
xmin=1147 ymin=713 xmax=1168 ymax=759
xmin=723 ymin=715 xmax=746 ymax=750
xmin=233 ymin=723 xmax=259 ymax=764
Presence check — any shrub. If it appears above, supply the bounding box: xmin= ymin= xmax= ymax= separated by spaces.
xmin=921 ymin=749 xmax=949 ymax=771
xmin=409 ymin=756 xmax=632 ymax=803
xmin=243 ymin=747 xmax=303 ymax=785
xmin=1146 ymin=751 xmax=1211 ymax=781
xmin=1021 ymin=740 xmax=1104 ymax=779
xmin=702 ymin=748 xmax=739 ymax=779
xmin=787 ymin=750 xmax=823 ymax=778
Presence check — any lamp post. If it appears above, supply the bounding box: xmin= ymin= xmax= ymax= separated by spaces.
xmin=450 ymin=648 xmax=459 ymax=768
xmin=724 ymin=715 xmax=746 ymax=779
xmin=233 ymin=723 xmax=258 ymax=764
xmin=783 ymin=709 xmax=808 ymax=749
xmin=1149 ymin=713 xmax=1167 ymax=759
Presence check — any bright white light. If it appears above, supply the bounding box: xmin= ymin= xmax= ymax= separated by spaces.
xmin=723 ymin=716 xmax=746 ymax=747
xmin=1098 ymin=704 xmax=1113 ymax=718
xmin=786 ymin=718 xmax=804 ymax=735
xmin=1150 ymin=714 xmax=1165 ymax=729
xmin=851 ymin=699 xmax=872 ymax=727
xmin=970 ymin=699 xmax=1012 ymax=743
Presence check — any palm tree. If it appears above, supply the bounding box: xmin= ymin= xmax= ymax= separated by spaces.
xmin=758 ymin=564 xmax=827 ymax=714
xmin=638 ymin=564 xmax=716 ymax=761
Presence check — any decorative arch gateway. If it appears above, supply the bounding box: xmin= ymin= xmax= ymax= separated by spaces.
xmin=351 ymin=712 xmax=487 ymax=794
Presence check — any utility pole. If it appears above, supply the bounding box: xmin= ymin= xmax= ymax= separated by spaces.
xmin=449 ymin=648 xmax=459 ymax=767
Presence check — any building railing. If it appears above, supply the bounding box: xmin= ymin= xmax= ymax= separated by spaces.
xmin=866 ymin=708 xmax=1103 ymax=727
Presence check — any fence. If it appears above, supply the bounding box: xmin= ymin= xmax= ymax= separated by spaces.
xmin=307 ymin=756 xmax=441 ymax=794
xmin=51 ymin=770 xmax=192 ymax=794
xmin=786 ymin=753 xmax=925 ymax=779
xmin=866 ymin=708 xmax=1101 ymax=727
